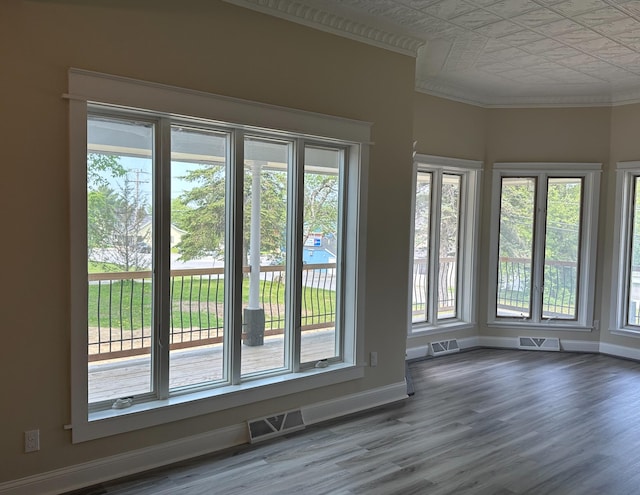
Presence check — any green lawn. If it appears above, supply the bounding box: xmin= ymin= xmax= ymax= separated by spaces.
xmin=88 ymin=275 xmax=335 ymax=334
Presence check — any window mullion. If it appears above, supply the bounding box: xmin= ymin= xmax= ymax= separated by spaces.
xmin=334 ymin=148 xmax=347 ymax=360
xmin=227 ymin=130 xmax=244 ymax=385
xmin=532 ymin=175 xmax=547 ymax=323
xmin=154 ymin=118 xmax=172 ymax=399
xmin=430 ymin=169 xmax=443 ymax=324
xmin=286 ymin=139 xmax=305 ymax=372
xmin=455 ymin=173 xmax=467 ymax=320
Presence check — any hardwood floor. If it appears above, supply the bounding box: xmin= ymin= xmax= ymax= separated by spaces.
xmin=67 ymin=349 xmax=640 ymax=494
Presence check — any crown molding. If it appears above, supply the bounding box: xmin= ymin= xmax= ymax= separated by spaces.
xmin=222 ymin=0 xmax=424 ymax=57
xmin=415 ymin=78 xmax=493 ymax=108
xmin=224 ymin=0 xmax=640 ymax=109
xmin=416 ymin=77 xmax=640 ymax=109
xmin=610 ymin=87 xmax=640 ymax=107
xmin=416 ymin=78 xmax=619 ymax=108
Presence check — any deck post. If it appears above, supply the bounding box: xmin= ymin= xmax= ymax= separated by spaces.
xmin=245 ymin=161 xmax=265 ymax=346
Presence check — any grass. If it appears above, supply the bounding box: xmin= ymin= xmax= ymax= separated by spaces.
xmin=88 ymin=261 xmax=125 ymax=273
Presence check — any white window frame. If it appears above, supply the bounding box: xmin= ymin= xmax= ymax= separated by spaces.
xmin=68 ymin=69 xmax=369 ymax=442
xmin=408 ymin=154 xmax=482 ymax=335
xmin=610 ymin=161 xmax=640 ymax=337
xmin=487 ymin=162 xmax=601 ymax=331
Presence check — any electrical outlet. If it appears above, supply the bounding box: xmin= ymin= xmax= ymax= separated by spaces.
xmin=370 ymin=351 xmax=378 ymax=367
xmin=24 ymin=429 xmax=40 ymax=453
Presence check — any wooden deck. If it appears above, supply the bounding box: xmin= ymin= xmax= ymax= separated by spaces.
xmin=89 ymin=328 xmax=336 ymax=403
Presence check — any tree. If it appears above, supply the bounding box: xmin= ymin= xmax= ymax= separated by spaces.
xmin=498 ymin=179 xmax=536 ymax=259
xmin=174 ymin=164 xmax=339 ymax=264
xmin=88 ymin=153 xmax=126 ymax=190
xmin=544 ymin=180 xmax=581 ymax=263
xmin=87 ymin=154 xmax=151 ymax=271
xmin=172 ymin=163 xmax=228 ymax=261
xmin=439 ymin=177 xmax=460 ymax=259
xmin=498 ymin=178 xmax=582 ymax=262
xmin=303 ymin=173 xmax=338 ymax=247
xmin=87 ymin=185 xmax=119 ymax=258
xmin=413 ymin=176 xmax=431 ymax=258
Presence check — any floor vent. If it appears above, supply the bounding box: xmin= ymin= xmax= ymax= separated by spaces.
xmin=518 ymin=337 xmax=560 ymax=351
xmin=248 ymin=410 xmax=305 ymax=443
xmin=430 ymin=339 xmax=460 ymax=356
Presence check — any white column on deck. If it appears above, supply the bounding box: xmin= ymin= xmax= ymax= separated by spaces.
xmin=248 ymin=161 xmax=262 ymax=309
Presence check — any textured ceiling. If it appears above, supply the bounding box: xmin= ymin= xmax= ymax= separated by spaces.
xmin=224 ymin=0 xmax=640 ymax=107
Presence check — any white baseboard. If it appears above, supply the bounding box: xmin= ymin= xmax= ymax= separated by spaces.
xmin=0 ymin=383 xmax=408 ymax=495
xmin=7 ymin=337 xmax=639 ymax=495
xmin=459 ymin=336 xmax=480 ymax=350
xmin=405 ymin=345 xmax=429 ymax=360
xmin=600 ymin=342 xmax=640 ymax=361
xmin=561 ymin=339 xmax=600 ymax=353
xmin=0 ymin=423 xmax=247 ymax=495
xmin=478 ymin=336 xmax=519 ymax=349
xmin=302 ymin=380 xmax=408 ymax=425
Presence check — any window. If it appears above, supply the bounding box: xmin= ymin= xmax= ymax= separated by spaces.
xmin=488 ymin=163 xmax=600 ymax=330
xmin=69 ymin=70 xmax=368 ymax=441
xmin=610 ymin=162 xmax=640 ymax=336
xmin=409 ymin=155 xmax=481 ymax=333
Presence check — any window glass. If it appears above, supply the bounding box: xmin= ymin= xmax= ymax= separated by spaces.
xmin=301 ymin=146 xmax=342 ymax=363
xmin=242 ymin=137 xmax=290 ymax=375
xmin=438 ymin=174 xmax=461 ymax=320
xmin=497 ymin=177 xmax=536 ymax=318
xmin=84 ymin=111 xmax=357 ymax=408
xmin=86 ymin=115 xmax=154 ymax=403
xmin=543 ymin=178 xmax=582 ymax=320
xmin=412 ymin=171 xmax=431 ymax=323
xmin=169 ymin=126 xmax=228 ymax=389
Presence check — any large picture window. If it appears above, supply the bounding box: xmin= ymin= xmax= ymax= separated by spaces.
xmin=409 ymin=155 xmax=481 ymax=333
xmin=69 ymin=70 xmax=368 ymax=441
xmin=488 ymin=163 xmax=600 ymax=330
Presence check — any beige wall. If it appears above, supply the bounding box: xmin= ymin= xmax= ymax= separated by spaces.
xmin=413 ymin=92 xmax=486 ymax=161
xmin=485 ymin=107 xmax=612 ymax=163
xmin=0 ymin=0 xmax=415 ymax=482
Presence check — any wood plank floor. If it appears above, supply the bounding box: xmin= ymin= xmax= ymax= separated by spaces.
xmin=68 ymin=349 xmax=640 ymax=494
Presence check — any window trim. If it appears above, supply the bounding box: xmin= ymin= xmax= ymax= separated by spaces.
xmin=487 ymin=162 xmax=601 ymax=332
xmin=610 ymin=161 xmax=640 ymax=337
xmin=68 ymin=69 xmax=369 ymax=442
xmin=408 ymin=154 xmax=482 ymax=335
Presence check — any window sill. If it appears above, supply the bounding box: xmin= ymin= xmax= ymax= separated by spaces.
xmin=610 ymin=328 xmax=640 ymax=338
xmin=410 ymin=320 xmax=476 ymax=336
xmin=74 ymin=363 xmax=363 ymax=443
xmin=487 ymin=321 xmax=594 ymax=332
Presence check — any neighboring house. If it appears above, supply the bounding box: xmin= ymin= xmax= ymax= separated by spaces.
xmin=303 ymin=233 xmax=337 ymax=264
xmin=137 ymin=220 xmax=186 ymax=249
